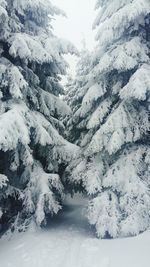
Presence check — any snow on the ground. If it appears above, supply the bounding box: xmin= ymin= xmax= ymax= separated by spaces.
xmin=0 ymin=194 xmax=150 ymax=267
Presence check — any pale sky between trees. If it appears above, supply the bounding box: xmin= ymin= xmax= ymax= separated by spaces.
xmin=52 ymin=0 xmax=95 ymax=50
xmin=52 ymin=0 xmax=96 ymax=77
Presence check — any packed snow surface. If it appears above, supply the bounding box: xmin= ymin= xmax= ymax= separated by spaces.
xmin=0 ymin=194 xmax=149 ymax=267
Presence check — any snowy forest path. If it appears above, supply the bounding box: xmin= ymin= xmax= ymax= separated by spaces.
xmin=0 ymin=194 xmax=150 ymax=267
xmin=49 ymin=194 xmax=95 ymax=267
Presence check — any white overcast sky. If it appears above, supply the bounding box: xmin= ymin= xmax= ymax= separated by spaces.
xmin=52 ymin=0 xmax=96 ymax=50
xmin=52 ymin=0 xmax=96 ymax=78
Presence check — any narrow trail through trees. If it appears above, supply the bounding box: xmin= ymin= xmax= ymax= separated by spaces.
xmin=47 ymin=194 xmax=93 ymax=238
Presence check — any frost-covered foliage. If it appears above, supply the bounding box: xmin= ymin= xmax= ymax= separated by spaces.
xmin=65 ymin=49 xmax=93 ymax=145
xmin=66 ymin=0 xmax=150 ymax=238
xmin=0 ymin=0 xmax=79 ymax=232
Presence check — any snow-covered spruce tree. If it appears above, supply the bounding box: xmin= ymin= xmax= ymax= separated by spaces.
xmin=66 ymin=0 xmax=150 ymax=238
xmin=64 ymin=49 xmax=92 ymax=194
xmin=0 ymin=0 xmax=79 ymax=232
xmin=65 ymin=48 xmax=92 ymax=145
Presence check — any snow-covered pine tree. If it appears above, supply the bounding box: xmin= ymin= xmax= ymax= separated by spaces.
xmin=66 ymin=0 xmax=150 ymax=238
xmin=64 ymin=49 xmax=92 ymax=194
xmin=0 ymin=0 xmax=79 ymax=232
xmin=65 ymin=48 xmax=92 ymax=145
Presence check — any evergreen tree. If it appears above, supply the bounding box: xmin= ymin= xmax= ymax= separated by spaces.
xmin=66 ymin=0 xmax=150 ymax=238
xmin=65 ymin=48 xmax=92 ymax=145
xmin=0 ymin=0 xmax=78 ymax=232
xmin=64 ymin=48 xmax=92 ymax=194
